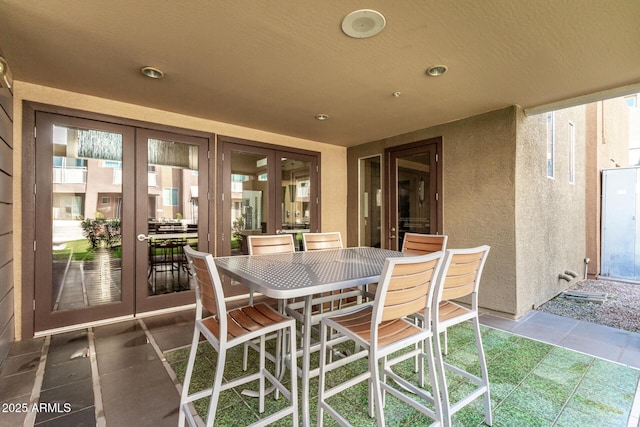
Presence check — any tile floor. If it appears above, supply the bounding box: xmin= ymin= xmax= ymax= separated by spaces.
xmin=1 ymin=308 xmax=639 ymax=427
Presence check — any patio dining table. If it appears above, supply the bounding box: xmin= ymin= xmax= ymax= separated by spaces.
xmin=214 ymin=246 xmax=408 ymax=426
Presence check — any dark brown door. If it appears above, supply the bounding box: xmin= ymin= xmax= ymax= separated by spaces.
xmin=34 ymin=113 xmax=211 ymax=331
xmin=134 ymin=129 xmax=210 ymax=313
xmin=386 ymin=138 xmax=442 ymax=251
xmin=217 ymin=137 xmax=320 ymax=295
xmin=34 ymin=113 xmax=136 ymax=331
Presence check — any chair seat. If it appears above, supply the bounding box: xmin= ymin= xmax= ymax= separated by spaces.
xmin=326 ymin=305 xmax=425 ymax=349
xmin=202 ymin=303 xmax=289 ymax=342
xmin=438 ymin=300 xmax=473 ymax=324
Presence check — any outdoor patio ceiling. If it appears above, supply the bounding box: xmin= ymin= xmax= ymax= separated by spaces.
xmin=0 ymin=1 xmax=639 ymax=146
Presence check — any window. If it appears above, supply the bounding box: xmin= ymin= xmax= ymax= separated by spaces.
xmin=625 ymin=95 xmax=637 ymax=107
xmin=546 ymin=112 xmax=555 ymax=178
xmin=568 ymin=122 xmax=575 ymax=184
xmin=101 ymin=197 xmax=110 ymax=204
xmin=163 ymin=187 xmax=178 ymax=206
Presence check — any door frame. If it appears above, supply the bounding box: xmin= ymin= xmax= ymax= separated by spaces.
xmin=21 ymin=102 xmax=214 ymax=337
xmin=134 ymin=128 xmax=211 ymax=313
xmin=216 ymin=136 xmax=320 ymax=297
xmin=216 ymin=135 xmax=321 ymax=256
xmin=33 ymin=112 xmax=136 ymax=331
xmin=385 ymin=137 xmax=443 ymax=250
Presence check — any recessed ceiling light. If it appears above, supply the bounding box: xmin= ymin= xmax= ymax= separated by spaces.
xmin=426 ymin=65 xmax=448 ymax=77
xmin=141 ymin=66 xmax=164 ymax=79
xmin=315 ymin=114 xmax=329 ymax=121
xmin=341 ymin=9 xmax=386 ymax=39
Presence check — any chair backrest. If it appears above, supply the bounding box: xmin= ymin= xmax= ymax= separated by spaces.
xmin=183 ymin=245 xmax=226 ymax=322
xmin=401 ymin=233 xmax=448 ymax=255
xmin=302 ymin=232 xmax=343 ymax=251
xmin=372 ymin=252 xmax=444 ymax=327
xmin=437 ymin=245 xmax=490 ymax=303
xmin=247 ymin=234 xmax=295 ymax=255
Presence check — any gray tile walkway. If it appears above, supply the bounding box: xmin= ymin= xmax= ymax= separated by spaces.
xmin=1 ymin=308 xmax=639 ymax=426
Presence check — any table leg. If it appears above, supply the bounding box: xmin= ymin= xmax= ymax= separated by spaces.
xmin=301 ymin=295 xmax=313 ymax=427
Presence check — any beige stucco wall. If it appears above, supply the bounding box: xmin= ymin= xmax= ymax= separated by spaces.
xmin=12 ymin=81 xmax=347 ymax=338
xmin=584 ymin=98 xmax=629 ymax=277
xmin=348 ymin=107 xmax=519 ymax=317
xmin=348 ymin=105 xmax=590 ymax=319
xmin=515 ymin=106 xmax=587 ymax=316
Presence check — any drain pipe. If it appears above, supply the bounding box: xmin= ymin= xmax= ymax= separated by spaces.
xmin=559 ymin=270 xmax=579 ymax=282
xmin=583 ymin=258 xmax=590 ymax=279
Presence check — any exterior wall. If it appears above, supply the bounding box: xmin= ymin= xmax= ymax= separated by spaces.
xmin=515 ymin=106 xmax=587 ymax=316
xmin=348 ymin=105 xmax=590 ymax=319
xmin=348 ymin=107 xmax=519 ymax=317
xmin=585 ymin=99 xmax=630 ymax=277
xmin=12 ymin=81 xmax=347 ymax=339
xmin=0 ymin=78 xmax=13 ymax=364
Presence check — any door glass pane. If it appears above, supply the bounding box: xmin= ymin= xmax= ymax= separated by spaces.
xmin=231 ymin=151 xmax=269 ymax=254
xmin=146 ymin=138 xmax=199 ymax=295
xmin=51 ymin=125 xmax=123 ymax=310
xmin=280 ymin=157 xmax=311 ymax=250
xmin=397 ymin=151 xmax=431 ymax=249
xmin=359 ymin=156 xmax=381 ymax=247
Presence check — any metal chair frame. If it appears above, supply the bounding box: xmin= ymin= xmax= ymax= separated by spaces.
xmin=317 ymin=252 xmax=445 ymax=427
xmin=179 ymin=246 xmax=298 ymax=427
xmin=432 ymin=246 xmax=493 ymax=426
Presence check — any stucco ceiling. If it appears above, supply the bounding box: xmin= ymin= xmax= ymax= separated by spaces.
xmin=1 ymin=1 xmax=639 ymax=147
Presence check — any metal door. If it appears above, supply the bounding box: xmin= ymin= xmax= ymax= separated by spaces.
xmin=601 ymin=167 xmax=640 ymax=281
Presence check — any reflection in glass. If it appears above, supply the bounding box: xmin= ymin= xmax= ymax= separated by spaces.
xmin=147 ymin=139 xmax=199 ymax=295
xmin=281 ymin=158 xmax=311 ymax=251
xmin=229 ymin=151 xmax=269 ymax=255
xmin=397 ymin=152 xmax=430 ymax=249
xmin=359 ymin=156 xmax=381 ymax=248
xmin=51 ymin=125 xmax=123 ymax=310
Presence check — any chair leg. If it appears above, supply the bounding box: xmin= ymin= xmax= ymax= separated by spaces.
xmin=370 ymin=350 xmax=385 ymax=427
xmin=258 ymin=335 xmax=266 ymax=414
xmin=424 ymin=335 xmax=444 ymax=424
xmin=288 ymin=322 xmax=299 ymax=427
xmin=473 ymin=317 xmax=493 ymax=426
xmin=178 ymin=328 xmax=201 ymax=427
xmin=317 ymin=322 xmax=328 ymax=424
xmin=443 ymin=327 xmax=449 ymax=355
xmin=433 ymin=326 xmax=452 ymax=427
xmin=205 ymin=347 xmax=227 ymax=427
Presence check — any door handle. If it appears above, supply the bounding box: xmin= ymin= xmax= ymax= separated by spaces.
xmin=137 ymin=234 xmax=150 ymax=242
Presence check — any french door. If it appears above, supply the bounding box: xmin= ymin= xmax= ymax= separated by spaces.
xmin=386 ymin=138 xmax=442 ymax=250
xmin=217 ymin=137 xmax=319 ymax=295
xmin=34 ymin=113 xmax=209 ymax=331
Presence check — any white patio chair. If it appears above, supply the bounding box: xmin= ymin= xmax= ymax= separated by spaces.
xmin=432 ymin=245 xmax=492 ymax=426
xmin=243 ymin=234 xmax=296 ymax=371
xmin=317 ymin=252 xmax=445 ymax=426
xmin=179 ymin=246 xmax=298 ymax=427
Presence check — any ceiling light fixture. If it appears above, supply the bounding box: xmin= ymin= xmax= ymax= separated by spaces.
xmin=426 ymin=65 xmax=448 ymax=77
xmin=141 ymin=66 xmax=164 ymax=79
xmin=315 ymin=114 xmax=329 ymax=121
xmin=393 ymin=91 xmax=402 ymax=98
xmin=341 ymin=9 xmax=386 ymax=39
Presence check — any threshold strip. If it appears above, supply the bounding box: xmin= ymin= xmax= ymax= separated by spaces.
xmin=22 ymin=335 xmax=51 ymax=427
xmin=87 ymin=327 xmax=106 ymax=427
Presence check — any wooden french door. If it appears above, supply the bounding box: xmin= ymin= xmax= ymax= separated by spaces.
xmin=134 ymin=129 xmax=210 ymax=313
xmin=386 ymin=138 xmax=442 ymax=251
xmin=33 ymin=113 xmax=210 ymax=332
xmin=217 ymin=137 xmax=320 ymax=295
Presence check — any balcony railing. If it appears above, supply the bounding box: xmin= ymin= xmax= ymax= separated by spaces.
xmin=53 ymin=166 xmax=87 ymax=184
